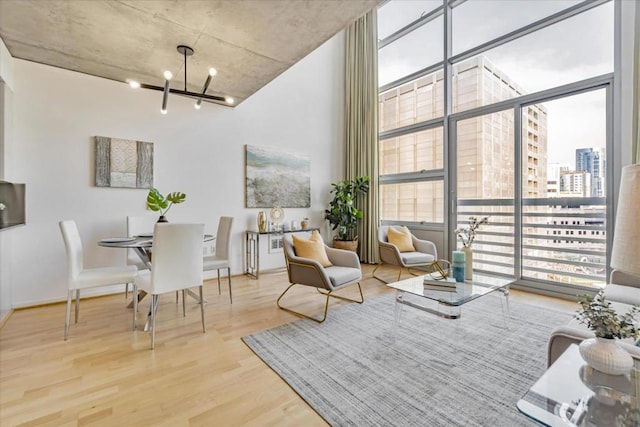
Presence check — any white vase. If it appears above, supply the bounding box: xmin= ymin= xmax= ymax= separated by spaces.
xmin=578 ymin=337 xmax=633 ymax=375
xmin=461 ymin=246 xmax=473 ymax=281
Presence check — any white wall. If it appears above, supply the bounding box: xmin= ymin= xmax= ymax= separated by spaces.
xmin=7 ymin=32 xmax=346 ymax=307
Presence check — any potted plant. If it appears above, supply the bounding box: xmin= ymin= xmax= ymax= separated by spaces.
xmin=146 ymin=188 xmax=186 ymax=222
xmin=575 ymin=291 xmax=640 ymax=375
xmin=324 ymin=176 xmax=369 ymax=251
xmin=454 ymin=216 xmax=489 ymax=280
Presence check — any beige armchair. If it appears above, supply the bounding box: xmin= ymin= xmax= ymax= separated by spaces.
xmin=373 ymin=225 xmax=438 ymax=283
xmin=279 ymin=232 xmax=364 ymax=323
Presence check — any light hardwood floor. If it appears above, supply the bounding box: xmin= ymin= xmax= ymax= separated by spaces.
xmin=0 ymin=265 xmax=575 ymax=426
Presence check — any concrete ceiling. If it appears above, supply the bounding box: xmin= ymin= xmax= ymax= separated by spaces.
xmin=0 ymin=0 xmax=376 ymax=106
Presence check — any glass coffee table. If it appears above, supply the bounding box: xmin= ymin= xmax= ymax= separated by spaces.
xmin=386 ymin=272 xmax=512 ymax=320
xmin=517 ymin=344 xmax=640 ymax=426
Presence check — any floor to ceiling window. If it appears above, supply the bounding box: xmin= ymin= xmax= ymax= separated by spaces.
xmin=378 ymin=0 xmax=615 ymax=293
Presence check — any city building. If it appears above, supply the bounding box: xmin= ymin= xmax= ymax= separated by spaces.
xmin=575 ymin=147 xmax=606 ymax=197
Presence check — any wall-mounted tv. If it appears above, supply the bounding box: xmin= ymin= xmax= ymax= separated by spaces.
xmin=0 ymin=181 xmax=26 ymax=231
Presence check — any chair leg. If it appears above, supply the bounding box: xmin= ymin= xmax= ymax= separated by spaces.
xmin=217 ymin=270 xmax=221 ymax=295
xmin=125 ymin=283 xmax=129 ymax=299
xmin=372 ymin=264 xmax=390 ymax=283
xmin=74 ymin=289 xmax=80 ymax=323
xmin=151 ymin=294 xmax=158 ymax=350
xmin=277 ymin=283 xmax=331 ymax=323
xmin=227 ymin=268 xmax=232 ymax=304
xmin=199 ymin=286 xmax=206 ymax=333
xmin=182 ymin=290 xmax=186 ymax=317
xmin=132 ymin=285 xmax=138 ymax=331
xmin=316 ymin=282 xmax=365 ymax=305
xmin=64 ymin=290 xmax=73 ymax=340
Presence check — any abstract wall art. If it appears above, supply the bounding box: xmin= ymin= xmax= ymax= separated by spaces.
xmin=245 ymin=145 xmax=310 ymax=208
xmin=95 ymin=136 xmax=154 ymax=188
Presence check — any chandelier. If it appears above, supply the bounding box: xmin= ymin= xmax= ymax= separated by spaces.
xmin=128 ymin=45 xmax=234 ymax=114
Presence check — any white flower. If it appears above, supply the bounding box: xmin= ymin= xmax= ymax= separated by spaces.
xmin=0 ymin=203 xmax=5 ymax=211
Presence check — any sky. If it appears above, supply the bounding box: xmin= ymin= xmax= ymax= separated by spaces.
xmin=378 ymin=0 xmax=613 ymax=168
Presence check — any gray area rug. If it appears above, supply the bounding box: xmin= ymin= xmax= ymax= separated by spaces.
xmin=242 ymin=292 xmax=574 ymax=427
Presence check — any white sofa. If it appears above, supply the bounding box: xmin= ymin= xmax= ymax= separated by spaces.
xmin=547 ymin=269 xmax=640 ymax=366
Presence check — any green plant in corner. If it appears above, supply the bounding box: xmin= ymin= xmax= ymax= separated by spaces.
xmin=575 ymin=291 xmax=640 ymax=339
xmin=146 ymin=188 xmax=186 ymax=218
xmin=324 ymin=176 xmax=369 ymax=241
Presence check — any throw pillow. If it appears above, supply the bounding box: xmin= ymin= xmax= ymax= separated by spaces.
xmin=387 ymin=226 xmax=415 ymax=252
xmin=292 ymin=230 xmax=332 ymax=267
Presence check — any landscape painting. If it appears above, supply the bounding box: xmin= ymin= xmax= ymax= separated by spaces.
xmin=95 ymin=136 xmax=153 ymax=188
xmin=245 ymin=145 xmax=310 ymax=208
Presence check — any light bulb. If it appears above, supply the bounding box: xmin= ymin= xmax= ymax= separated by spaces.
xmin=163 ymin=70 xmax=173 ymax=80
xmin=225 ymin=96 xmax=234 ymax=105
xmin=161 ymin=108 xmax=167 ymax=115
xmin=194 ymin=101 xmax=202 ymax=109
xmin=129 ymin=80 xmax=140 ymax=89
xmin=208 ymin=67 xmax=217 ymax=77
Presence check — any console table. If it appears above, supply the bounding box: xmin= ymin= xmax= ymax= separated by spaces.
xmin=245 ymin=228 xmax=319 ymax=278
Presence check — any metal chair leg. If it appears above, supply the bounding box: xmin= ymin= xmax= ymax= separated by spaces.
xmin=132 ymin=285 xmax=138 ymax=331
xmin=151 ymin=295 xmax=158 ymax=350
xmin=277 ymin=282 xmax=364 ymax=323
xmin=74 ymin=289 xmax=80 ymax=323
xmin=182 ymin=290 xmax=186 ymax=317
xmin=372 ymin=264 xmax=391 ymax=283
xmin=227 ymin=268 xmax=232 ymax=304
xmin=199 ymin=286 xmax=206 ymax=333
xmin=125 ymin=283 xmax=129 ymax=299
xmin=64 ymin=290 xmax=73 ymax=340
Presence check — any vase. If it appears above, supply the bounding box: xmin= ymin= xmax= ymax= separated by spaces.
xmin=257 ymin=211 xmax=267 ymax=232
xmin=461 ymin=246 xmax=473 ymax=280
xmin=300 ymin=218 xmax=309 ymax=229
xmin=578 ymin=337 xmax=633 ymax=375
xmin=157 ymin=215 xmax=168 ymax=223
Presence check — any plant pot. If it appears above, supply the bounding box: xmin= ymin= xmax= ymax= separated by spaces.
xmin=157 ymin=215 xmax=168 ymax=223
xmin=578 ymin=337 xmax=633 ymax=375
xmin=333 ymin=237 xmax=358 ymax=252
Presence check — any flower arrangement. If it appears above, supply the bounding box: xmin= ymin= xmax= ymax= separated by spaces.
xmin=454 ymin=216 xmax=489 ymax=248
xmin=575 ymin=291 xmax=640 ymax=339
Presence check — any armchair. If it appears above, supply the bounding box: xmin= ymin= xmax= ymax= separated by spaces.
xmin=373 ymin=225 xmax=438 ymax=283
xmin=279 ymin=231 xmax=364 ymax=323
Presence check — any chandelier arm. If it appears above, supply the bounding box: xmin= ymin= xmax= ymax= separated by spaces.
xmin=139 ymin=83 xmax=229 ymax=105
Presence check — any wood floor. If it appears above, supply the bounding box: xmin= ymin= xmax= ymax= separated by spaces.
xmin=0 ymin=265 xmax=575 ymax=426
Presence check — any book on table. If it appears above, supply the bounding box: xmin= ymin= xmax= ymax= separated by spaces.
xmin=423 ymin=277 xmax=457 ymax=290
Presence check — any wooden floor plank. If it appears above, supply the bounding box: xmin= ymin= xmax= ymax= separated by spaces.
xmin=0 ymin=265 xmax=574 ymax=426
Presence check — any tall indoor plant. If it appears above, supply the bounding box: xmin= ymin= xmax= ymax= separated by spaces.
xmin=324 ymin=176 xmax=369 ymax=251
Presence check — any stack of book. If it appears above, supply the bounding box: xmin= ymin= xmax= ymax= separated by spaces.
xmin=423 ymin=277 xmax=458 ymax=292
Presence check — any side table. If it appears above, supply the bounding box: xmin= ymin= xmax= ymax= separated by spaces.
xmin=245 ymin=228 xmax=319 ymax=278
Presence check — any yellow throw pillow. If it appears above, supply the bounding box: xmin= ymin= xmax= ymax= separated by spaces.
xmin=387 ymin=226 xmax=415 ymax=252
xmin=292 ymin=230 xmax=333 ymax=267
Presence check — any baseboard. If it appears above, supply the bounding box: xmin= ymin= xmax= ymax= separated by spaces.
xmin=0 ymin=308 xmax=14 ymax=329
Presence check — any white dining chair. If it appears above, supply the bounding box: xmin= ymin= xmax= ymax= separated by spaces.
xmin=133 ymin=223 xmax=205 ymax=349
xmin=59 ymin=220 xmax=138 ymax=340
xmin=125 ymin=215 xmax=158 ymax=298
xmin=203 ymin=216 xmax=233 ymax=303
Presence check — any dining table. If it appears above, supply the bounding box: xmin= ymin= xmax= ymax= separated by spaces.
xmin=98 ymin=233 xmax=215 ymax=330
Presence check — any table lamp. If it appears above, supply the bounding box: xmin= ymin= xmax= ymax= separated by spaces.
xmin=610 ymin=164 xmax=640 ymax=278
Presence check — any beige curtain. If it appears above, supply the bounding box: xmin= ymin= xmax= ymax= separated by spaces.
xmin=634 ymin=2 xmax=640 ymax=164
xmin=345 ymin=8 xmax=380 ymax=264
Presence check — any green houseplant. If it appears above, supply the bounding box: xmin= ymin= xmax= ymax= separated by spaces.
xmin=324 ymin=176 xmax=369 ymax=250
xmin=146 ymin=188 xmax=186 ymax=222
xmin=575 ymin=291 xmax=640 ymax=375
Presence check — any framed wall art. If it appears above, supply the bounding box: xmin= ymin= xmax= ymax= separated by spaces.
xmin=245 ymin=144 xmax=310 ymax=208
xmin=95 ymin=136 xmax=153 ymax=188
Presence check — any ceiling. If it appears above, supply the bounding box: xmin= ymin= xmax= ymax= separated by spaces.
xmin=0 ymin=0 xmax=377 ymax=106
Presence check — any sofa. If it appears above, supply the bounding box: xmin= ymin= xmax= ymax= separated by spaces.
xmin=547 ymin=269 xmax=640 ymax=366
